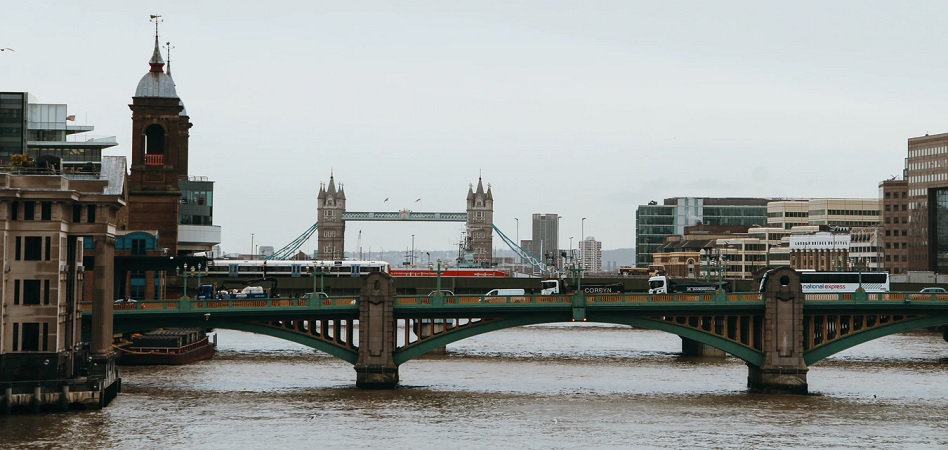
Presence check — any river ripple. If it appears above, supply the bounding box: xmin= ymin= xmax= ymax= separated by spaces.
xmin=1 ymin=325 xmax=946 ymax=449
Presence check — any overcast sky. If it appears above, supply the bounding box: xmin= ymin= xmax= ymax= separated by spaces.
xmin=3 ymin=1 xmax=946 ymax=257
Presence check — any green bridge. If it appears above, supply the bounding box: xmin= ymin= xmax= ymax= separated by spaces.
xmin=84 ymin=268 xmax=948 ymax=394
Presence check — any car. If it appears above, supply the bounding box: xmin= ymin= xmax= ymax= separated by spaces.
xmin=427 ymin=290 xmax=455 ymax=297
xmin=919 ymin=287 xmax=947 ymax=293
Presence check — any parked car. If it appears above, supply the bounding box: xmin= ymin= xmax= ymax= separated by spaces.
xmin=919 ymin=287 xmax=947 ymax=293
xmin=428 ymin=290 xmax=455 ymax=297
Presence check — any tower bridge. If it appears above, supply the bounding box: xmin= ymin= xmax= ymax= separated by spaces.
xmin=269 ymin=174 xmax=548 ymax=272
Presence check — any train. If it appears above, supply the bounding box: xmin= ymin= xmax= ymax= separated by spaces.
xmin=206 ymin=259 xmax=391 ymax=277
xmin=206 ymin=259 xmax=507 ymax=278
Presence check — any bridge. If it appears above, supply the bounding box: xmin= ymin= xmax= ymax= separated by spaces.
xmin=85 ymin=268 xmax=948 ymax=394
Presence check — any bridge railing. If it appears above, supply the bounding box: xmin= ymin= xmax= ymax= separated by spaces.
xmin=83 ymin=295 xmax=361 ymax=312
xmin=803 ymin=292 xmax=948 ymax=302
xmin=395 ymin=292 xmax=766 ymax=306
xmin=84 ymin=291 xmax=948 ymax=314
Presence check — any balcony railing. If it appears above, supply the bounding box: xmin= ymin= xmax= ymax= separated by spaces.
xmin=144 ymin=154 xmax=164 ymax=166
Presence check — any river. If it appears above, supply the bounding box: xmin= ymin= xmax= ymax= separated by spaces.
xmin=1 ymin=325 xmax=946 ymax=449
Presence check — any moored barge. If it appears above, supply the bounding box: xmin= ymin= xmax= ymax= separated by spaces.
xmin=117 ymin=328 xmax=216 ymax=366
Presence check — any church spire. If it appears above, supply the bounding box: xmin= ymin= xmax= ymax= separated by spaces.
xmin=165 ymin=41 xmax=174 ymax=76
xmin=148 ymin=14 xmax=165 ymax=73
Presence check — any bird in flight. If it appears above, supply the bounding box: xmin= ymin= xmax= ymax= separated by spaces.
xmin=0 ymin=48 xmax=14 ymax=52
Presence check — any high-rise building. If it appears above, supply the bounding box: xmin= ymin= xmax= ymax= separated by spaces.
xmin=905 ymin=133 xmax=948 ymax=272
xmin=531 ymin=214 xmax=559 ymax=268
xmin=879 ymin=179 xmax=909 ymax=274
xmin=635 ymin=197 xmax=770 ymax=267
xmin=578 ymin=237 xmax=602 ymax=272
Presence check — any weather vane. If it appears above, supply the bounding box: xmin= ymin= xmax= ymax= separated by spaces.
xmin=149 ymin=14 xmax=163 ymax=38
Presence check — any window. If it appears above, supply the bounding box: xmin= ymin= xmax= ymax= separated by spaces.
xmin=86 ymin=205 xmax=95 ymax=223
xmin=72 ymin=205 xmax=81 ymax=223
xmin=23 ymin=202 xmax=34 ymax=220
xmin=44 ymin=279 xmax=50 ymax=305
xmin=131 ymin=239 xmax=146 ymax=256
xmin=15 ymin=236 xmax=21 ymax=260
xmin=21 ymin=323 xmax=40 ymax=351
xmin=45 ymin=236 xmax=51 ymax=260
xmin=41 ymin=202 xmax=51 ymax=220
xmin=24 ymin=236 xmax=42 ymax=260
xmin=22 ymin=280 xmax=41 ymax=305
xmin=10 ymin=201 xmax=18 ymax=220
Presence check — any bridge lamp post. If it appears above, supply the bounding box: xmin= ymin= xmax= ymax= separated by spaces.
xmin=318 ymin=262 xmax=327 ymax=293
xmin=176 ymin=263 xmax=204 ymax=299
xmin=429 ymin=259 xmax=445 ymax=302
xmin=194 ymin=264 xmax=207 ymax=297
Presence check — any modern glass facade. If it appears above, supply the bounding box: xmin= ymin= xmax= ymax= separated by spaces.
xmin=0 ymin=92 xmax=28 ymax=160
xmin=179 ymin=177 xmax=214 ymax=226
xmin=931 ymin=187 xmax=948 ymax=273
xmin=635 ymin=205 xmax=675 ymax=266
xmin=635 ymin=198 xmax=770 ymax=267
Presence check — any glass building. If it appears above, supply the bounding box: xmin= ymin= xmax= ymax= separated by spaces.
xmin=635 ymin=197 xmax=770 ymax=266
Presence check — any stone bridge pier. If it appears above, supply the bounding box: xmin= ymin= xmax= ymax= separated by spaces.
xmin=748 ymin=267 xmax=808 ymax=394
xmin=354 ymin=273 xmax=399 ymax=388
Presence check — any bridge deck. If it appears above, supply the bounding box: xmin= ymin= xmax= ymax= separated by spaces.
xmin=90 ymin=291 xmax=948 ymax=317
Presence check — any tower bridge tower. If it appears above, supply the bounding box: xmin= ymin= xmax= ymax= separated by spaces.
xmin=316 ymin=174 xmax=346 ymax=260
xmin=466 ymin=177 xmax=493 ymax=265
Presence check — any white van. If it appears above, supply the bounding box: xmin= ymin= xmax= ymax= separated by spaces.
xmin=481 ymin=288 xmax=528 ymax=303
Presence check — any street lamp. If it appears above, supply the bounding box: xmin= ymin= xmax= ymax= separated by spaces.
xmin=411 ymin=234 xmax=415 ymax=267
xmin=581 ymin=217 xmax=586 ymax=270
xmin=850 ymin=257 xmax=866 ymax=291
xmin=251 ymin=233 xmax=254 ymax=260
xmin=429 ymin=259 xmax=445 ymax=302
xmin=176 ymin=263 xmax=207 ymax=299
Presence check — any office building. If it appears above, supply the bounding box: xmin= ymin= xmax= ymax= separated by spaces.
xmin=0 ymin=92 xmax=118 ymax=173
xmin=0 ymin=155 xmax=125 ymax=411
xmin=879 ymin=179 xmax=909 ymax=274
xmin=531 ymin=213 xmax=560 ymax=268
xmin=635 ymin=197 xmax=770 ymax=267
xmin=905 ymin=133 xmax=948 ymax=271
xmin=578 ymin=236 xmax=602 ymax=272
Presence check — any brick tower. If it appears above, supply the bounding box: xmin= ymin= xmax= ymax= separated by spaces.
xmin=127 ymin=26 xmax=192 ymax=254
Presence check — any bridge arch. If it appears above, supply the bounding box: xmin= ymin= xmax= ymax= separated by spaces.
xmin=394 ymin=315 xmax=765 ymax=366
xmin=803 ymin=315 xmax=948 ymax=365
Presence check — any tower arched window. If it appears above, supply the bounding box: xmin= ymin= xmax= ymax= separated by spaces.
xmin=143 ymin=124 xmax=166 ymax=166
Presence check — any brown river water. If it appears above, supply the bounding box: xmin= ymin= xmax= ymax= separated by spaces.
xmin=1 ymin=325 xmax=946 ymax=449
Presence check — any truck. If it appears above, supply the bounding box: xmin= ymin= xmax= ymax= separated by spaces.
xmin=539 ymin=279 xmax=624 ymax=295
xmin=198 ymin=284 xmax=270 ymax=299
xmin=647 ymin=275 xmax=731 ymax=294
